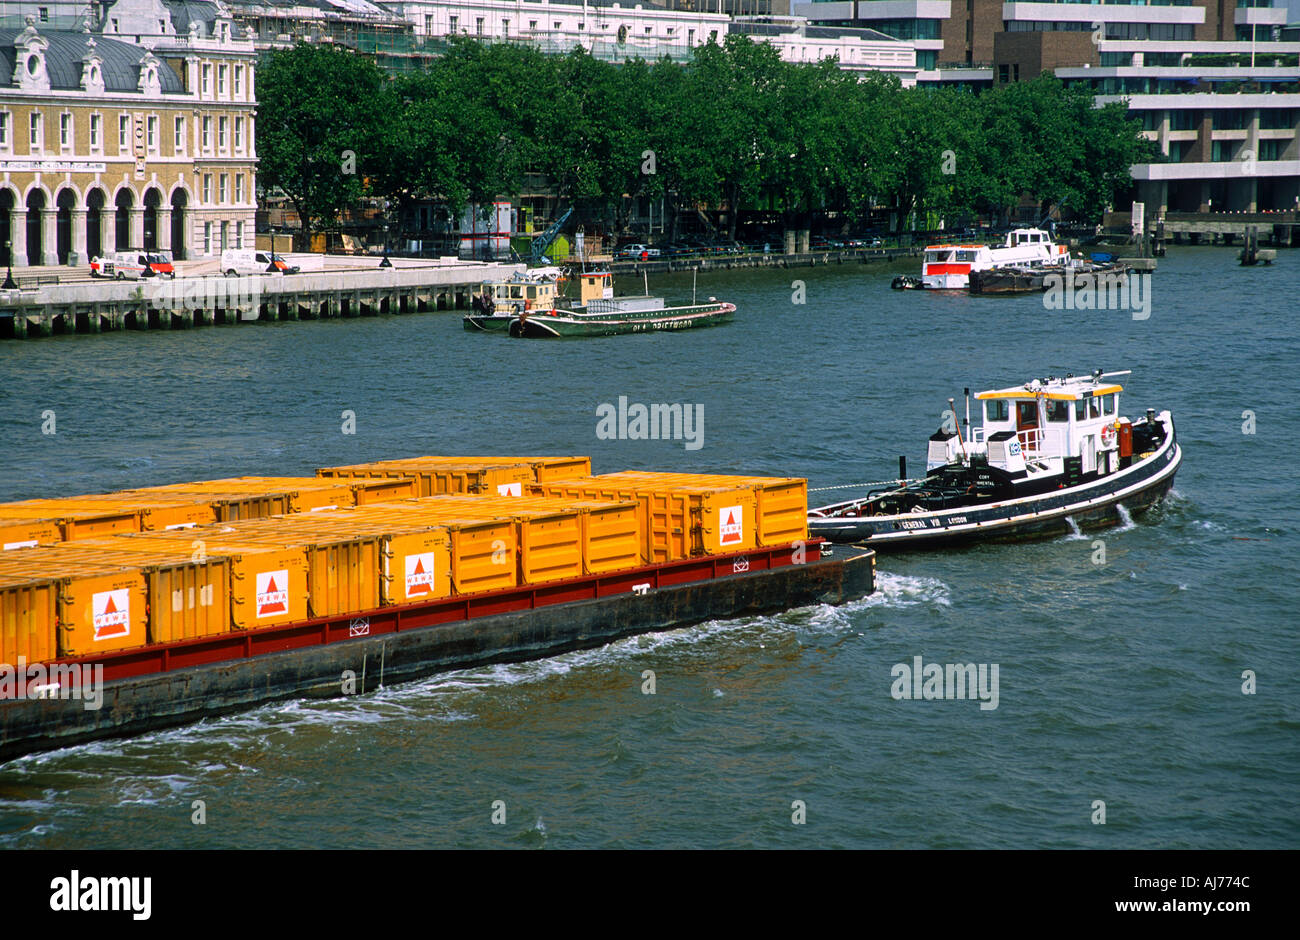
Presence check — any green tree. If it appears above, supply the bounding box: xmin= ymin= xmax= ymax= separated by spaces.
xmin=257 ymin=43 xmax=393 ymax=247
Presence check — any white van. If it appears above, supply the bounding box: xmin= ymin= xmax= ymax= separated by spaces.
xmin=221 ymin=249 xmax=299 ymax=277
xmin=90 ymin=251 xmax=175 ymax=279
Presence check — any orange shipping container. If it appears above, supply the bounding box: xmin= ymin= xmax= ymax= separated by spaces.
xmin=531 ymin=475 xmax=757 ymax=562
xmin=210 ymin=514 xmax=452 ymax=606
xmin=607 ymin=471 xmax=808 ymax=546
xmin=1 ymin=516 xmax=63 ymax=550
xmin=316 ymin=460 xmax=533 ymax=497
xmin=186 ymin=524 xmax=382 ymax=619
xmin=0 ymin=503 xmax=142 ymax=540
xmin=333 ymin=505 xmax=516 ymax=595
xmin=59 ymin=542 xmax=233 ymax=643
xmin=90 ymin=532 xmax=310 ymax=630
xmin=0 ymin=553 xmax=149 ymax=657
xmin=0 ymin=576 xmax=58 ymax=665
xmin=398 ymin=496 xmax=583 ymax=585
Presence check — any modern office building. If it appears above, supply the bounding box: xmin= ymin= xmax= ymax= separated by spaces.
xmin=795 ymin=0 xmax=1300 ymax=213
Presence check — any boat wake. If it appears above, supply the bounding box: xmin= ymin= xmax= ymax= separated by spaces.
xmin=1114 ymin=503 xmax=1137 ymax=532
xmin=1060 ymin=516 xmax=1088 ymax=541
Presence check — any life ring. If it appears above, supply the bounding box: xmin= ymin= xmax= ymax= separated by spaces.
xmin=1101 ymin=424 xmax=1116 ymax=446
xmin=524 ymin=299 xmax=533 ymax=310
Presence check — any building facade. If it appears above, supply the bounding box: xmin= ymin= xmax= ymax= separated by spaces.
xmin=0 ymin=0 xmax=256 ymax=266
xmin=796 ymin=0 xmax=1300 ymax=213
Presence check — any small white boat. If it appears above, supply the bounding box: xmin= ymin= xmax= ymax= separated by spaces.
xmin=920 ymin=228 xmax=1069 ymax=290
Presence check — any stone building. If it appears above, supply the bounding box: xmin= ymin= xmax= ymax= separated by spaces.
xmin=0 ymin=0 xmax=257 ymax=266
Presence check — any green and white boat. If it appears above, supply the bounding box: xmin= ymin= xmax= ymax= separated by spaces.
xmin=463 ymin=269 xmax=735 ymax=338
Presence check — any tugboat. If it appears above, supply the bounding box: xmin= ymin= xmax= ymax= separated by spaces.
xmin=463 ymin=269 xmax=734 ymax=338
xmin=808 ymin=370 xmax=1181 ymax=548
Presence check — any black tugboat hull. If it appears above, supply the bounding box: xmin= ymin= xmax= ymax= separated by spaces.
xmin=810 ymin=419 xmax=1181 ymax=550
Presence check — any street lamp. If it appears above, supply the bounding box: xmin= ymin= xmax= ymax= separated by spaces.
xmin=267 ymin=225 xmax=278 ymax=273
xmin=379 ymin=200 xmax=392 ymax=268
xmin=2 ymin=239 xmax=15 ymax=290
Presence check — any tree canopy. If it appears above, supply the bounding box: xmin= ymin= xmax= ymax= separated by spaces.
xmin=256 ymin=37 xmax=1155 ymax=237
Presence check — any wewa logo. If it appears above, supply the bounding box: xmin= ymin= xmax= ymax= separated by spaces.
xmin=404 ymin=553 xmax=437 ymax=597
xmin=720 ymin=506 xmax=743 ymax=545
xmin=92 ymin=590 xmax=130 ymax=641
xmin=256 ymin=570 xmax=289 ymax=618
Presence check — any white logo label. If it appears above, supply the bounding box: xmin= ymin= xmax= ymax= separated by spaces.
xmin=720 ymin=506 xmax=744 ymax=545
xmin=732 ymin=556 xmax=750 ymax=574
xmin=349 ymin=618 xmax=370 ymax=637
xmin=404 ymin=552 xmax=437 ymax=597
xmin=1008 ymin=438 xmax=1022 ymax=456
xmin=255 ymin=569 xmax=289 ymax=618
xmin=496 ymin=482 xmax=522 ymax=496
xmin=92 ymin=589 xmax=131 ymax=640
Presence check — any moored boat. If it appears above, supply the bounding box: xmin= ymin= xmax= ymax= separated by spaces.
xmin=920 ymin=228 xmax=1069 ymax=290
xmin=808 ymin=370 xmax=1181 ymax=548
xmin=463 ymin=269 xmax=734 ymax=338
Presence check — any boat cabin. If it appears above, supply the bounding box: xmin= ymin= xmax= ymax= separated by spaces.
xmin=576 ymin=271 xmax=614 ymax=305
xmin=929 ymin=372 xmax=1127 ymax=479
xmin=921 ymin=228 xmax=1068 ymax=289
xmin=479 ymin=272 xmax=562 ymax=315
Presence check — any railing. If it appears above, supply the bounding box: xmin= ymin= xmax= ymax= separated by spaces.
xmin=1017 ymin=427 xmax=1043 ymax=455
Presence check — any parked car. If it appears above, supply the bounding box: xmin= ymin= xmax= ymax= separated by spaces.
xmin=89 ymin=251 xmax=175 ymax=279
xmin=221 ymin=248 xmax=300 ymax=276
xmin=615 ymin=243 xmax=661 ymax=260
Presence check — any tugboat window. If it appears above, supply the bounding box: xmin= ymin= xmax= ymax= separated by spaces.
xmin=1046 ymin=401 xmax=1069 ymax=422
xmin=985 ymin=400 xmax=1009 ymax=422
xmin=1074 ymin=400 xmax=1088 ymax=420
xmin=1089 ymin=398 xmax=1102 ymax=419
xmin=1102 ymin=395 xmax=1115 ymax=416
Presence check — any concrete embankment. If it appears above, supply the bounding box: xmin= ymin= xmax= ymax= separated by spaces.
xmin=0 ymin=256 xmax=523 ymax=338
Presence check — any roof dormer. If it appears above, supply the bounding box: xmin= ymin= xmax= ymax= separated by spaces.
xmin=138 ymin=49 xmax=162 ymax=94
xmin=81 ymin=36 xmax=106 ymax=94
xmin=12 ymin=16 xmax=50 ymax=92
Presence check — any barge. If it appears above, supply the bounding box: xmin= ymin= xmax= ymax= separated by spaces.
xmin=0 ymin=459 xmax=873 ymax=763
xmin=0 ymin=541 xmax=873 ymax=763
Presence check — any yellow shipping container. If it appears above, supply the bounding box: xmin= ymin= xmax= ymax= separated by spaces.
xmin=29 ymin=542 xmax=232 ymax=644
xmin=0 ymin=553 xmax=149 ymax=657
xmin=336 ymin=505 xmax=517 ymax=595
xmin=607 ymin=471 xmax=808 ymax=546
xmin=0 ymin=576 xmax=58 ymax=665
xmin=0 ymin=516 xmax=63 ymax=550
xmin=30 ymin=496 xmax=219 ymax=532
xmin=531 ymin=475 xmax=757 ymax=561
xmin=316 ymin=460 xmax=534 ymax=497
xmin=224 ymin=475 xmax=420 ymax=507
xmin=93 ymin=532 xmax=310 ymax=630
xmin=0 ymin=502 xmax=142 ymax=540
xmin=395 ymin=456 xmax=592 ymax=485
xmin=399 ymin=496 xmax=583 ymax=585
xmin=187 ymin=524 xmax=382 ymax=619
xmin=210 ymin=514 xmax=452 ymax=606
xmin=112 ymin=483 xmax=298 ymax=521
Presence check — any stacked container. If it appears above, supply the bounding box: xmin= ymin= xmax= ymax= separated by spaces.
xmin=85 ymin=532 xmax=310 ymax=630
xmin=595 ymin=471 xmax=808 ymax=547
xmin=531 ymin=473 xmax=759 ymax=562
xmin=1 ymin=516 xmax=63 ymax=551
xmin=0 ymin=502 xmax=142 ymax=541
xmin=316 ymin=456 xmax=588 ymax=496
xmin=409 ymin=494 xmax=643 ymax=576
xmin=25 ymin=542 xmax=232 ymax=645
xmin=0 ymin=550 xmax=149 ymax=657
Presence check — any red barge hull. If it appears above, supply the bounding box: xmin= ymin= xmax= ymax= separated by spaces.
xmin=0 ymin=541 xmax=874 ymax=763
